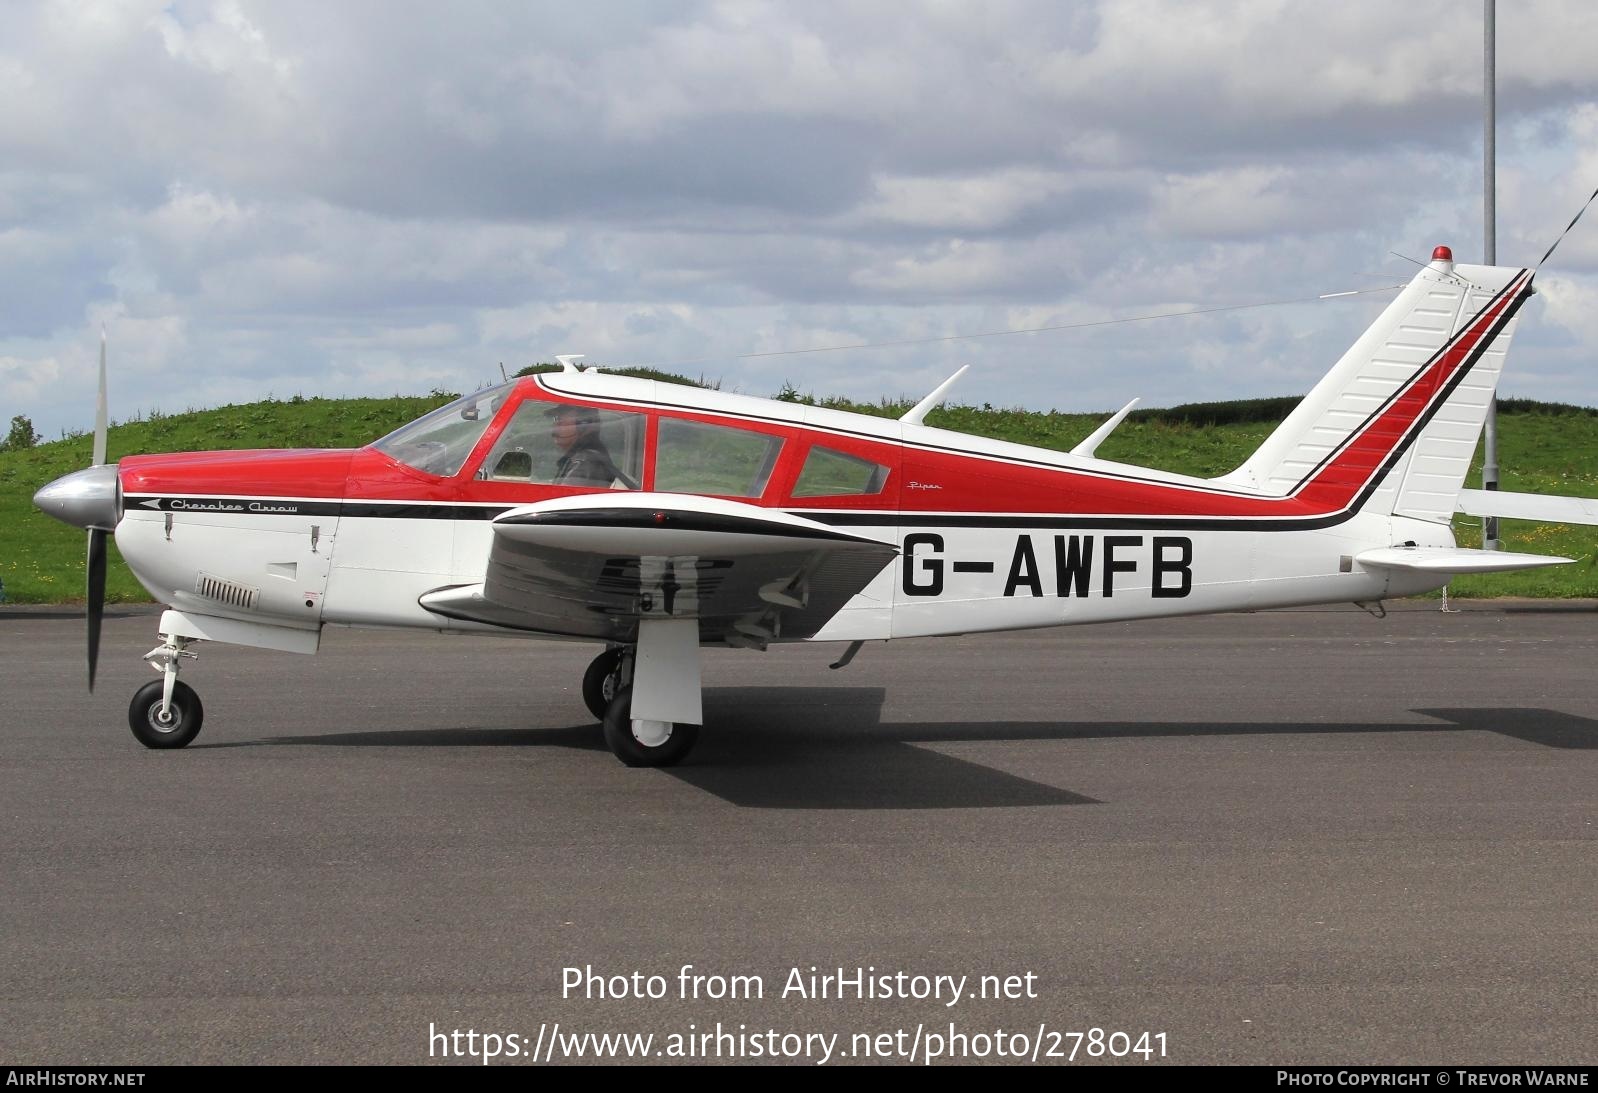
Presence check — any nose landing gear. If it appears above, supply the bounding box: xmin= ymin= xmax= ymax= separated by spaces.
xmin=130 ymin=631 xmax=202 ymax=749
xmin=128 ymin=679 xmax=203 ymax=748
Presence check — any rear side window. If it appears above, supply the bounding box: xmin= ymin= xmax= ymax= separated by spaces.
xmin=654 ymin=419 xmax=784 ymax=498
xmin=792 ymin=445 xmax=890 ymax=497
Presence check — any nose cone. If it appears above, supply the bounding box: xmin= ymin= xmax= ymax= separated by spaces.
xmin=34 ymin=464 xmax=122 ymax=531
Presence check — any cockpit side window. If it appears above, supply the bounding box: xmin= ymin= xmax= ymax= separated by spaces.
xmin=478 ymin=399 xmax=645 ymax=489
xmin=371 ymin=384 xmax=513 ymax=477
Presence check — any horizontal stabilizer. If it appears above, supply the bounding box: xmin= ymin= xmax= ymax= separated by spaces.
xmin=1456 ymin=488 xmax=1598 ymax=526
xmin=1355 ymin=546 xmax=1571 ymax=574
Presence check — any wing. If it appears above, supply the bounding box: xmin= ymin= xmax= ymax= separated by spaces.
xmin=419 ymin=493 xmax=897 ymax=646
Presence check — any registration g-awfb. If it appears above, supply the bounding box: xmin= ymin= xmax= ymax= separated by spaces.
xmin=33 ymin=247 xmax=1592 ymax=766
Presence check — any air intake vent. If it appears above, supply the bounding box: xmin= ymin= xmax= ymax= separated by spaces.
xmin=195 ymin=573 xmax=258 ymax=610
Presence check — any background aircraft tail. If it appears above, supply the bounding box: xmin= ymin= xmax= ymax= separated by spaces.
xmin=1216 ymin=250 xmax=1535 ymax=523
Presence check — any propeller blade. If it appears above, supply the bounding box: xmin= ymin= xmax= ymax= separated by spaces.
xmin=86 ymin=528 xmax=106 ymax=692
xmin=92 ymin=329 xmax=108 ymax=467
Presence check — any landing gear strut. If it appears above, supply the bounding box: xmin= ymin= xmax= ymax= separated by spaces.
xmin=130 ymin=631 xmax=202 ymax=749
xmin=585 ymin=620 xmax=703 ymax=767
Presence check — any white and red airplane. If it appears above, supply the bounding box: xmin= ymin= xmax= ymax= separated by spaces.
xmin=33 ymin=247 xmax=1587 ymax=765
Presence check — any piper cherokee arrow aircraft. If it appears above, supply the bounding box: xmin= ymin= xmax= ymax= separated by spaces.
xmin=33 ymin=247 xmax=1590 ymax=766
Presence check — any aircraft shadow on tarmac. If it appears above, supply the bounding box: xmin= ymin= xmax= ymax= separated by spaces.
xmin=191 ymin=689 xmax=1598 ymax=810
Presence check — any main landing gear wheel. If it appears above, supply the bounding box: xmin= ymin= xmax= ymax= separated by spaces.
xmin=128 ymin=680 xmax=204 ymax=749
xmin=601 ymin=686 xmax=698 ymax=768
xmin=582 ymin=647 xmax=626 ymax=720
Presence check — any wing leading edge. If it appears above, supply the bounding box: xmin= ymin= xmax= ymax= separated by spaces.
xmin=419 ymin=493 xmax=898 ymax=645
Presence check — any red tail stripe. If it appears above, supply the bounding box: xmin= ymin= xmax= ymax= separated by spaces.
xmin=1295 ymin=270 xmax=1530 ymax=508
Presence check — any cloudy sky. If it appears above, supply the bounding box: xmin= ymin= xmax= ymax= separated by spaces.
xmin=3 ymin=0 xmax=1597 ymax=442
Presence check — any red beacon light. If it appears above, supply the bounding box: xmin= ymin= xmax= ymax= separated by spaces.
xmin=1432 ymin=245 xmax=1453 ymax=262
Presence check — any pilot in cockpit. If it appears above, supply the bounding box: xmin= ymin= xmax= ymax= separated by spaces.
xmin=549 ymin=404 xmax=628 ymax=487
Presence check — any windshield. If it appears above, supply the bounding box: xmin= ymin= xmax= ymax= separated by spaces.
xmin=372 ymin=382 xmax=514 ymax=476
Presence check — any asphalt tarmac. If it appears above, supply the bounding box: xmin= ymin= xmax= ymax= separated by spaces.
xmin=2 ymin=602 xmax=1594 ymax=1066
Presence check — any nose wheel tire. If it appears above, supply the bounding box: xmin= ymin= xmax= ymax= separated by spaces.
xmin=601 ymin=686 xmax=698 ymax=767
xmin=581 ymin=648 xmax=626 ymax=721
xmin=128 ymin=680 xmax=204 ymax=749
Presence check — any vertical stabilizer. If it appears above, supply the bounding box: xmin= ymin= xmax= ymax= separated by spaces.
xmin=1217 ymin=250 xmax=1533 ymax=521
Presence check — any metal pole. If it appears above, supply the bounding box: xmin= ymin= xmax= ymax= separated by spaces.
xmin=1482 ymin=0 xmax=1500 ymax=550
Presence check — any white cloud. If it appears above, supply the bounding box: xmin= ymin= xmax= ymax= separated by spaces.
xmin=1536 ymin=276 xmax=1598 ymax=343
xmin=861 ymin=168 xmax=1095 ymax=233
xmin=0 ymin=352 xmax=65 ymax=416
xmin=153 ymin=0 xmax=296 ymax=83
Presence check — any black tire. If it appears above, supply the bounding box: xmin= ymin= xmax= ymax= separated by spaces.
xmin=128 ymin=680 xmax=204 ymax=749
xmin=581 ymin=647 xmax=626 ymax=721
xmin=601 ymin=686 xmax=699 ymax=767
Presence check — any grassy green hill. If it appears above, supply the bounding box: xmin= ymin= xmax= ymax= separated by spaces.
xmin=4 ymin=386 xmax=1597 ymax=604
